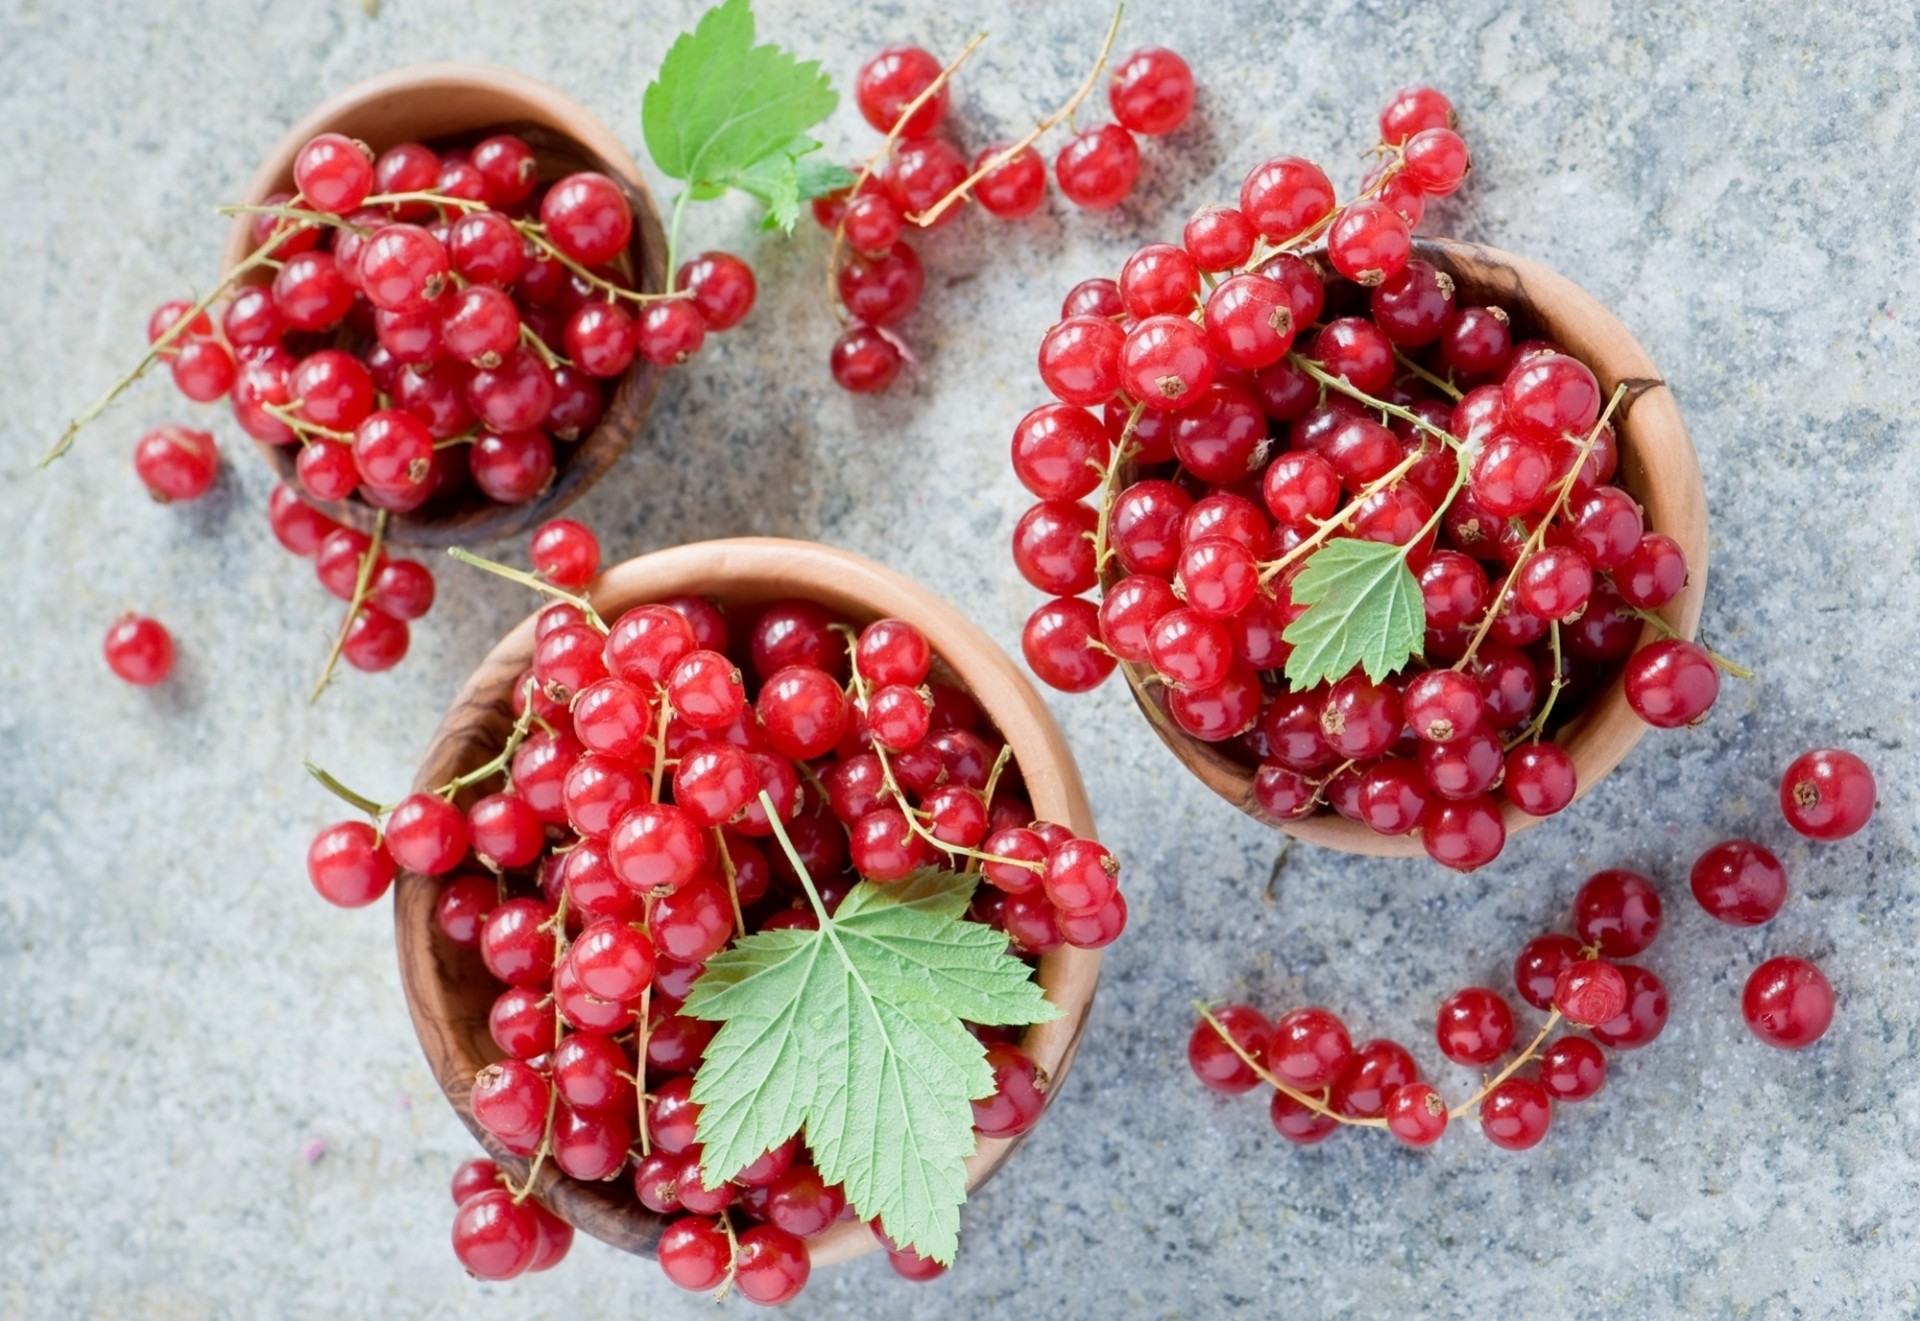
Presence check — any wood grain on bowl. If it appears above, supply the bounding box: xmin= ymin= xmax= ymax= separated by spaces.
xmin=396 ymin=538 xmax=1102 ymax=1265
xmin=1111 ymin=238 xmax=1708 ymax=856
xmin=221 ymin=63 xmax=666 ymax=548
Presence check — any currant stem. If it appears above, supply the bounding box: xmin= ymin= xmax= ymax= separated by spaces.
xmin=762 ymin=790 xmax=836 ymax=927
xmin=1628 ymin=609 xmax=1755 ymax=680
xmin=713 ymin=826 xmax=747 ymax=940
xmin=447 ymin=546 xmax=607 ymax=631
xmin=518 ymin=323 xmax=569 ymax=370
xmin=1505 ymin=621 xmax=1568 ymax=749
xmin=1192 ymin=1003 xmax=1387 ymax=1129
xmin=438 ymin=676 xmax=544 ymax=797
xmin=1453 ymin=384 xmax=1628 ymax=674
xmin=508 ymin=216 xmax=686 ymax=308
xmin=265 ymin=400 xmax=354 ymax=444
xmin=1392 ymin=346 xmax=1462 ymax=400
xmin=1451 ymin=1010 xmax=1561 ymax=1118
xmin=507 ymin=891 xmax=570 ymax=1205
xmin=1289 ymin=353 xmax=1464 ymax=451
xmin=1090 ymin=403 xmax=1144 ymax=575
xmin=648 ymin=689 xmax=672 ymax=804
xmin=303 ymin=760 xmax=390 ymax=818
xmin=217 ymin=202 xmax=371 ymax=237
xmin=827 ymin=32 xmax=988 ymax=321
xmin=1254 ymin=445 xmax=1426 ymax=586
xmin=40 ymin=241 xmax=281 ymax=465
xmin=908 ymin=7 xmax=1125 ymax=227
xmin=311 ymin=510 xmax=389 ymax=703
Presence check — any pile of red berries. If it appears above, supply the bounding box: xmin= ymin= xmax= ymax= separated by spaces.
xmin=1012 ymin=84 xmax=1734 ymax=868
xmin=97 ymin=127 xmax=758 ymax=691
xmin=305 ymin=540 xmax=1123 ymax=1293
xmin=819 ymin=39 xmax=1195 ymax=393
xmin=1189 ymin=865 xmax=1673 ymax=1150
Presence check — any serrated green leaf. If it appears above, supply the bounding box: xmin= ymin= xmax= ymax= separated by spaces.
xmin=730 ymin=137 xmax=856 ymax=233
xmin=641 ymin=0 xmax=838 ymax=190
xmin=1281 ymin=538 xmax=1425 ymax=688
xmin=683 ymin=868 xmax=1059 ymax=1265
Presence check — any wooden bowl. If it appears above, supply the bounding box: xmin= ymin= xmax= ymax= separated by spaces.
xmin=1115 ymin=238 xmax=1709 ymax=856
xmin=220 ymin=62 xmax=666 ymax=548
xmin=396 ymin=538 xmax=1103 ymax=1265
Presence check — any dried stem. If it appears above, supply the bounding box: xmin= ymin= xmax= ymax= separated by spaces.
xmin=908 ymin=8 xmax=1126 ymax=227
xmin=447 ymin=547 xmax=607 ymax=631
xmin=1192 ymin=1004 xmax=1387 ymax=1129
xmin=311 ymin=510 xmax=389 ymax=703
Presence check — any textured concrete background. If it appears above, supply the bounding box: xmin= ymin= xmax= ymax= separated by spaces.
xmin=3 ymin=0 xmax=1917 ymax=1317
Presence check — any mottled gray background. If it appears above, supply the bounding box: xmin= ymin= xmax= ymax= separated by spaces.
xmin=3 ymin=0 xmax=1916 ymax=1317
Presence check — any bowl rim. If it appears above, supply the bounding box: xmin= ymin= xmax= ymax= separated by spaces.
xmin=1109 ymin=237 xmax=1709 ymax=857
xmin=221 ymin=61 xmax=667 ymax=548
xmin=395 ymin=537 xmax=1103 ymax=1265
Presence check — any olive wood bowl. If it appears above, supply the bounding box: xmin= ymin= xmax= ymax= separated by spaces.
xmin=220 ymin=62 xmax=666 ymax=548
xmin=397 ymin=538 xmax=1102 ymax=1265
xmin=1114 ymin=238 xmax=1709 ymax=856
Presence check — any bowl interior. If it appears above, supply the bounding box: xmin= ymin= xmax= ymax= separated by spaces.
xmin=1115 ymin=238 xmax=1709 ymax=856
xmin=224 ymin=63 xmax=666 ymax=547
xmin=396 ymin=538 xmax=1102 ymax=1265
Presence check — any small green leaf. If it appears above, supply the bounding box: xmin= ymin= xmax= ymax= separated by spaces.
xmin=641 ymin=0 xmax=838 ymax=191
xmin=1281 ymin=538 xmax=1426 ymax=688
xmin=730 ymin=137 xmax=855 ymax=232
xmin=682 ymin=867 xmax=1059 ymax=1265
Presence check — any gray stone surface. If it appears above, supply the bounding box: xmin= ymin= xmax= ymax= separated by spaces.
xmin=3 ymin=0 xmax=1917 ymax=1316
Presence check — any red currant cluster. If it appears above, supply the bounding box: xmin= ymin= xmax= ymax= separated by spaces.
xmin=1189 ymin=866 xmax=1674 ymax=1150
xmin=91 ymin=127 xmax=756 ymax=693
xmin=817 ymin=35 xmax=1195 ymax=393
xmin=1011 ymin=85 xmax=1738 ymax=868
xmin=304 ymin=539 xmax=1121 ymax=1293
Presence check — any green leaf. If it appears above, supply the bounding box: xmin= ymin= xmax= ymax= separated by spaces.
xmin=729 ymin=137 xmax=858 ymax=232
xmin=1281 ymin=538 xmax=1426 ymax=688
xmin=641 ymin=0 xmax=838 ymax=191
xmin=683 ymin=868 xmax=1060 ymax=1265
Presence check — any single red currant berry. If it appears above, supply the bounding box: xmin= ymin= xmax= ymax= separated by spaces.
xmin=450 ymin=1187 xmax=539 ymax=1280
xmin=972 ymin=142 xmax=1048 ymax=219
xmin=1239 ymin=156 xmax=1335 ymax=241
xmin=1305 ymin=317 xmax=1395 ymax=396
xmin=1504 ymin=742 xmax=1576 ymax=816
xmin=1325 ymin=200 xmax=1411 ymax=286
xmin=676 ymin=251 xmax=756 ymax=330
xmin=306 ymin=820 xmax=396 ymax=907
xmin=638 ymin=298 xmax=707 ymax=367
xmin=1188 ymin=1004 xmax=1271 ymax=1095
xmin=1435 ymin=987 xmax=1515 ymax=1066
xmin=972 ymin=1043 xmax=1048 ymax=1138
xmin=1038 ymin=314 xmax=1126 ymax=406
xmin=1204 ymin=273 xmax=1295 ymax=371
xmin=540 ymin=173 xmax=633 ymax=266
xmin=470 ymin=133 xmax=537 ymax=206
xmin=1054 ymin=123 xmax=1140 ymax=210
xmin=829 ymin=323 xmax=904 ymax=393
xmin=1043 ymin=838 xmax=1119 ymax=917
xmin=293 ymin=132 xmax=374 ymax=214
xmin=1061 ymin=277 xmax=1124 ymax=319
xmin=1012 ymin=498 xmax=1099 ymax=595
xmin=1513 ymin=933 xmax=1582 ymax=1011
xmin=1690 ymin=839 xmax=1788 ymax=925
xmin=1743 ymin=956 xmax=1835 ymax=1050
xmin=1573 ymin=868 xmax=1663 ymax=956
xmin=1269 ymin=1089 xmax=1339 ymax=1145
xmin=1779 ymin=748 xmax=1876 ymax=841
xmin=1553 ymin=958 xmax=1630 ymax=1028
xmin=1502 ymin=351 xmax=1600 ymax=443
xmin=103 ymin=613 xmax=176 ymax=686
xmin=1266 ymin=1006 xmax=1353 ymax=1090
xmin=1624 ymin=639 xmax=1720 ymax=728
xmin=450 ymin=1156 xmax=501 ymax=1205
xmin=385 ymin=792 xmax=468 ymax=876
xmin=1403 ymin=127 xmax=1471 ymax=195
xmin=1385 ymin=1081 xmax=1449 ymax=1146
xmin=1120 ymin=242 xmax=1202 ymax=318
xmin=1182 ymin=204 xmax=1256 ymax=271
xmin=1021 ymin=596 xmax=1115 ymax=693
xmin=1380 ymin=86 xmax=1455 ymax=144
xmin=856 ymin=45 xmax=949 ymax=136
xmin=1330 ymin=1039 xmax=1419 ymax=1119
xmin=1515 ymin=546 xmax=1594 ymax=622
xmin=1589 ymin=963 xmax=1669 ymax=1050
xmin=169 ymin=338 xmax=237 ymax=402
xmin=1419 ymin=794 xmax=1506 ymax=871
xmin=1123 ymin=313 xmax=1216 ymax=410
xmin=436 ymin=875 xmax=498 ymax=947
xmin=530 ymin=519 xmax=600 ymax=590
xmin=1109 ymin=46 xmax=1194 ymax=135
xmin=733 ymin=1225 xmax=811 ymax=1305
xmin=1369 ymin=260 xmax=1456 ymax=346
xmin=1538 ymin=1036 xmax=1607 ymax=1101
xmin=1479 ymin=1077 xmax=1551 ymax=1151
xmin=657 ymin=1216 xmax=732 ymax=1291
xmin=764 ymin=1163 xmax=847 ymax=1237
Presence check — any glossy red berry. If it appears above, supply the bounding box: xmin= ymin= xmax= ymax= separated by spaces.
xmin=1054 ymin=124 xmax=1140 ymax=210
xmin=1435 ymin=987 xmax=1515 ymax=1066
xmin=1022 ymin=596 xmax=1114 ymax=693
xmin=972 ymin=142 xmax=1048 ymax=219
xmin=1589 ymin=963 xmax=1669 ymax=1050
xmin=1239 ymin=156 xmax=1335 ymax=241
xmin=676 ymin=251 xmax=756 ymax=330
xmin=1538 ymin=1036 xmax=1607 ymax=1101
xmin=103 ymin=613 xmax=176 ymax=685
xmin=856 ymin=45 xmax=949 ymax=136
xmin=1380 ymin=86 xmax=1455 ymax=144
xmin=1266 ymin=1007 xmax=1353 ymax=1090
xmin=294 ymin=132 xmax=373 ymax=214
xmin=829 ymin=325 xmax=903 ymax=393
xmin=530 ymin=519 xmax=600 ymax=590
xmin=1743 ymin=956 xmax=1835 ymax=1050
xmin=1188 ymin=1004 xmax=1271 ymax=1095
xmin=1553 ymin=958 xmax=1629 ymax=1027
xmin=385 ymin=792 xmax=468 ymax=876
xmin=1109 ymin=47 xmax=1194 ymax=135
xmin=1123 ymin=314 xmax=1215 ymax=410
xmin=540 ymin=173 xmax=633 ymax=267
xmin=450 ymin=1188 xmax=539 ymax=1280
xmin=1479 ymin=1077 xmax=1551 ymax=1151
xmin=1573 ymin=869 xmax=1663 ymax=957
xmin=1779 ymin=748 xmax=1875 ymax=841
xmin=1513 ymin=933 xmax=1582 ymax=1011
xmin=1690 ymin=839 xmax=1788 ymax=925
xmin=1385 ymin=1082 xmax=1449 ymax=1146
xmin=306 ymin=820 xmax=395 ymax=908
xmin=1624 ymin=639 xmax=1719 ymax=728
